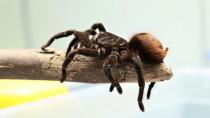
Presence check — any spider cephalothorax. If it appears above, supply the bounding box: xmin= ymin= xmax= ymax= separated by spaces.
xmin=41 ymin=23 xmax=168 ymax=112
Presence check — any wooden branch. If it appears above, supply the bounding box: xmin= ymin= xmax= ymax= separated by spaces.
xmin=0 ymin=49 xmax=173 ymax=83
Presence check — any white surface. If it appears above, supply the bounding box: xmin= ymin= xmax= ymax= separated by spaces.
xmin=1 ymin=68 xmax=210 ymax=118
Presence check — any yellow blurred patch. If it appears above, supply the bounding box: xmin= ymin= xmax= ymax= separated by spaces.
xmin=0 ymin=79 xmax=69 ymax=109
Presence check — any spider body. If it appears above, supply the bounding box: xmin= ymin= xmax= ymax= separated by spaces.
xmin=96 ymin=32 xmax=127 ymax=48
xmin=41 ymin=23 xmax=168 ymax=112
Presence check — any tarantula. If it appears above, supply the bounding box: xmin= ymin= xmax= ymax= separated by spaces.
xmin=41 ymin=23 xmax=168 ymax=112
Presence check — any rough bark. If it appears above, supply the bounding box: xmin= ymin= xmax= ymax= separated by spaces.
xmin=0 ymin=49 xmax=173 ymax=83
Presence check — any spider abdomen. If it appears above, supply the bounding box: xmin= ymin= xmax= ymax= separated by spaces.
xmin=128 ymin=33 xmax=168 ymax=64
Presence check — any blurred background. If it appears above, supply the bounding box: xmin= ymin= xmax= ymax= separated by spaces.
xmin=0 ymin=0 xmax=210 ymax=68
xmin=0 ymin=0 xmax=210 ymax=118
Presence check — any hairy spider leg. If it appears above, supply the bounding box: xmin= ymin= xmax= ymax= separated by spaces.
xmin=131 ymin=56 xmax=145 ymax=112
xmin=103 ymin=51 xmax=122 ymax=94
xmin=68 ymin=29 xmax=97 ymax=56
xmin=146 ymin=82 xmax=156 ymax=99
xmin=42 ymin=29 xmax=96 ymax=54
xmin=60 ymin=48 xmax=101 ymax=83
xmin=90 ymin=22 xmax=106 ymax=32
xmin=65 ymin=39 xmax=86 ymax=58
xmin=41 ymin=30 xmax=77 ymax=52
xmin=65 ymin=37 xmax=78 ymax=57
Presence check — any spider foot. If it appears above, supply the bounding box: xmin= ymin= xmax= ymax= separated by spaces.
xmin=60 ymin=77 xmax=66 ymax=83
xmin=109 ymin=84 xmax=115 ymax=92
xmin=109 ymin=84 xmax=123 ymax=94
xmin=146 ymin=91 xmax=151 ymax=99
xmin=146 ymin=95 xmax=151 ymax=100
xmin=117 ymin=86 xmax=123 ymax=94
xmin=40 ymin=48 xmax=55 ymax=54
xmin=40 ymin=45 xmax=55 ymax=54
xmin=138 ymin=102 xmax=145 ymax=112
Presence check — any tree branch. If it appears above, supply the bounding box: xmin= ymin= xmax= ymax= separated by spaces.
xmin=0 ymin=49 xmax=173 ymax=83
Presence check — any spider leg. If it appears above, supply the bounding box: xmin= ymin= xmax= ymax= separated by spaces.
xmin=146 ymin=82 xmax=156 ymax=99
xmin=42 ymin=29 xmax=95 ymax=53
xmin=65 ymin=37 xmax=79 ymax=57
xmin=73 ymin=42 xmax=79 ymax=49
xmin=131 ymin=56 xmax=145 ymax=112
xmin=90 ymin=22 xmax=106 ymax=32
xmin=60 ymin=48 xmax=101 ymax=83
xmin=103 ymin=51 xmax=122 ymax=94
xmin=41 ymin=30 xmax=77 ymax=52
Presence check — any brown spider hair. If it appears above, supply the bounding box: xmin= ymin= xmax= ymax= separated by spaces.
xmin=128 ymin=33 xmax=168 ymax=64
